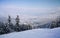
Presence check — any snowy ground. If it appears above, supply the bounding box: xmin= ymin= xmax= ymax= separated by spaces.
xmin=0 ymin=27 xmax=60 ymax=38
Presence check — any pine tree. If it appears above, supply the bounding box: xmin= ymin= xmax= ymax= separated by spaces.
xmin=15 ymin=15 xmax=20 ymax=26
xmin=7 ymin=15 xmax=14 ymax=32
xmin=15 ymin=15 xmax=20 ymax=31
xmin=8 ymin=15 xmax=11 ymax=24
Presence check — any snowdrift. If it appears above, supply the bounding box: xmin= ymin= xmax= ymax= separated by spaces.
xmin=0 ymin=27 xmax=60 ymax=38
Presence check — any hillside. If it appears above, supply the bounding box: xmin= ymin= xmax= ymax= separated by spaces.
xmin=0 ymin=27 xmax=60 ymax=38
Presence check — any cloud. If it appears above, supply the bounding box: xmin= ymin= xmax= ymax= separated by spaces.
xmin=0 ymin=5 xmax=60 ymax=23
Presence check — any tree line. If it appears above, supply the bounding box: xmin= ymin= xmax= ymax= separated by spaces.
xmin=0 ymin=15 xmax=60 ymax=35
xmin=0 ymin=15 xmax=32 ymax=35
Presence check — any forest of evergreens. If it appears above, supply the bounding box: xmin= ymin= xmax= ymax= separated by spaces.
xmin=0 ymin=15 xmax=60 ymax=35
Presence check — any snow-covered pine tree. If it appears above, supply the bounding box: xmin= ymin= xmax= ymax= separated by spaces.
xmin=15 ymin=15 xmax=20 ymax=26
xmin=15 ymin=15 xmax=21 ymax=31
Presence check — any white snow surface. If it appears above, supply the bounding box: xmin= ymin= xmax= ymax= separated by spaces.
xmin=0 ymin=28 xmax=60 ymax=38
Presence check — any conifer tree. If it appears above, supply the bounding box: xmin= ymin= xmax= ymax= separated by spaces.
xmin=15 ymin=15 xmax=20 ymax=26
xmin=8 ymin=15 xmax=11 ymax=24
xmin=15 ymin=15 xmax=20 ymax=31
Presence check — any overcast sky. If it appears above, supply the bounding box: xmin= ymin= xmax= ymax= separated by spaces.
xmin=0 ymin=0 xmax=60 ymax=18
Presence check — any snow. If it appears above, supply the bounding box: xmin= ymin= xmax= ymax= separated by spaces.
xmin=0 ymin=28 xmax=60 ymax=38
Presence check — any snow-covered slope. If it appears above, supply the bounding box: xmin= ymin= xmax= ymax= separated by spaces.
xmin=0 ymin=28 xmax=60 ymax=38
